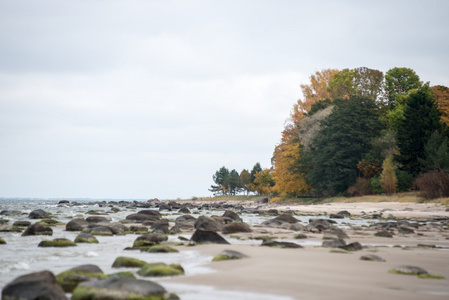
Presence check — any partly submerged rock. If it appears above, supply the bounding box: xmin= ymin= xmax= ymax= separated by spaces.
xmin=2 ymin=270 xmax=67 ymax=300
xmin=132 ymin=233 xmax=168 ymax=248
xmin=21 ymin=223 xmax=53 ymax=236
xmin=194 ymin=216 xmax=222 ymax=232
xmin=74 ymin=232 xmax=99 ymax=244
xmin=38 ymin=238 xmax=77 ymax=247
xmin=222 ymin=210 xmax=243 ymax=223
xmin=140 ymin=245 xmax=179 ymax=253
xmin=66 ymin=219 xmax=89 ymax=231
xmin=28 ymin=209 xmax=50 ymax=219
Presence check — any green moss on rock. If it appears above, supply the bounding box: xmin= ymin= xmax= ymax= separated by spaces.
xmin=137 ymin=263 xmax=184 ymax=277
xmin=107 ymin=271 xmax=136 ymax=279
xmin=140 ymin=245 xmax=179 ymax=253
xmin=112 ymin=256 xmax=149 ymax=268
xmin=0 ymin=237 xmax=6 ymax=244
xmin=56 ymin=270 xmax=107 ymax=292
xmin=38 ymin=238 xmax=77 ymax=247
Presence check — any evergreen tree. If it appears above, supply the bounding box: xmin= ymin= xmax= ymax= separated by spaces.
xmin=209 ymin=166 xmax=230 ymax=195
xmin=228 ymin=169 xmax=241 ymax=195
xmin=307 ymin=96 xmax=383 ymax=196
xmin=397 ymin=85 xmax=442 ymax=176
xmin=250 ymin=163 xmax=262 ymax=184
xmin=419 ymin=130 xmax=449 ymax=173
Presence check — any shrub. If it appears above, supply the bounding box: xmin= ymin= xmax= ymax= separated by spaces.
xmin=380 ymin=155 xmax=397 ymax=195
xmin=370 ymin=176 xmax=383 ymax=194
xmin=347 ymin=177 xmax=373 ymax=196
xmin=413 ymin=170 xmax=449 ymax=199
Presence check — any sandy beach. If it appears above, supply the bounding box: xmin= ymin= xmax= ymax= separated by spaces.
xmin=164 ymin=200 xmax=449 ymax=300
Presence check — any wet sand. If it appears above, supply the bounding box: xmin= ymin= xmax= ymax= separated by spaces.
xmin=166 ymin=200 xmax=449 ymax=300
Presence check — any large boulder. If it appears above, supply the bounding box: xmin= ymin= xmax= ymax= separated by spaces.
xmin=190 ymin=229 xmax=229 ymax=244
xmin=150 ymin=220 xmax=169 ymax=234
xmin=75 ymin=232 xmax=99 ymax=243
xmin=21 ymin=223 xmax=53 ymax=236
xmin=126 ymin=213 xmax=159 ymax=223
xmin=38 ymin=238 xmax=77 ymax=247
xmin=28 ymin=209 xmax=50 ymax=219
xmin=72 ymin=278 xmax=168 ymax=300
xmin=132 ymin=233 xmax=168 ymax=248
xmin=2 ymin=270 xmax=67 ymax=300
xmin=85 ymin=216 xmax=110 ymax=224
xmin=83 ymin=226 xmax=114 ymax=236
xmin=137 ymin=210 xmax=162 ymax=219
xmin=222 ymin=222 xmax=252 ymax=234
xmin=260 ymin=219 xmax=291 ymax=229
xmin=194 ymin=216 xmax=222 ymax=232
xmin=170 ymin=220 xmax=195 ymax=233
xmin=66 ymin=219 xmax=89 ymax=231
xmin=56 ymin=265 xmax=106 ymax=293
xmin=273 ymin=213 xmax=299 ymax=224
xmin=222 ymin=210 xmax=243 ymax=223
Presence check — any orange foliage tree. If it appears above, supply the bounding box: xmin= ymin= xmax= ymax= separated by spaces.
xmin=431 ymin=85 xmax=449 ymax=126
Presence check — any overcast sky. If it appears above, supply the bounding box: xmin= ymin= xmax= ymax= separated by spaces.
xmin=1 ymin=0 xmax=448 ymax=200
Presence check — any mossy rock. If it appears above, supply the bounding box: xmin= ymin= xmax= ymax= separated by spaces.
xmin=74 ymin=233 xmax=99 ymax=244
xmin=71 ymin=278 xmax=168 ymax=300
xmin=212 ymin=249 xmax=248 ymax=262
xmin=112 ymin=256 xmax=149 ymax=268
xmin=38 ymin=238 xmax=77 ymax=247
xmin=137 ymin=263 xmax=184 ymax=277
xmin=107 ymin=271 xmax=136 ymax=279
xmin=37 ymin=219 xmax=65 ymax=226
xmin=389 ymin=265 xmax=428 ymax=276
xmin=56 ymin=270 xmax=107 ymax=292
xmin=140 ymin=245 xmax=179 ymax=253
xmin=417 ymin=273 xmax=445 ymax=279
xmin=0 ymin=237 xmax=6 ymax=244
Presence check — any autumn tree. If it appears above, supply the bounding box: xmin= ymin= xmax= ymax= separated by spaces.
xmin=272 ymin=140 xmax=309 ymax=196
xmin=291 ymin=69 xmax=339 ymax=125
xmin=431 ymin=85 xmax=449 ymax=127
xmin=251 ymin=169 xmax=275 ymax=195
xmin=328 ymin=67 xmax=384 ymax=101
xmin=380 ymin=155 xmax=397 ymax=195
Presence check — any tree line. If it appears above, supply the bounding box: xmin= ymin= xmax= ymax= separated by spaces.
xmin=210 ymin=67 xmax=449 ymax=199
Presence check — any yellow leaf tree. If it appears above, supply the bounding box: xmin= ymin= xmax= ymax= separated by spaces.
xmin=273 ymin=141 xmax=310 ymax=196
xmin=250 ymin=169 xmax=275 ymax=195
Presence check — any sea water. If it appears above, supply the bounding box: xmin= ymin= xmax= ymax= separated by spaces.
xmin=0 ymin=199 xmax=379 ymax=299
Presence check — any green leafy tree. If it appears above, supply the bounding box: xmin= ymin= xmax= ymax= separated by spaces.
xmin=239 ymin=169 xmax=251 ymax=195
xmin=307 ymin=96 xmax=383 ymax=196
xmin=397 ymin=85 xmax=442 ymax=176
xmin=384 ymin=67 xmax=421 ymax=108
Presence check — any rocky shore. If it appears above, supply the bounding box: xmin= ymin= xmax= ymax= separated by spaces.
xmin=1 ymin=197 xmax=448 ymax=299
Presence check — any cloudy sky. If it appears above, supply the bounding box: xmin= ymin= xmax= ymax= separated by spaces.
xmin=1 ymin=0 xmax=448 ymax=200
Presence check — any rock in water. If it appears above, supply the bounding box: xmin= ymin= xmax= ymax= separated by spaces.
xmin=66 ymin=219 xmax=89 ymax=231
xmin=71 ymin=278 xmax=168 ymax=300
xmin=28 ymin=209 xmax=50 ymax=219
xmin=2 ymin=270 xmax=67 ymax=300
xmin=261 ymin=240 xmax=303 ymax=248
xmin=190 ymin=229 xmax=229 ymax=244
xmin=213 ymin=249 xmax=249 ymax=261
xmin=21 ymin=223 xmax=53 ymax=236
xmin=360 ymin=254 xmax=386 ymax=262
